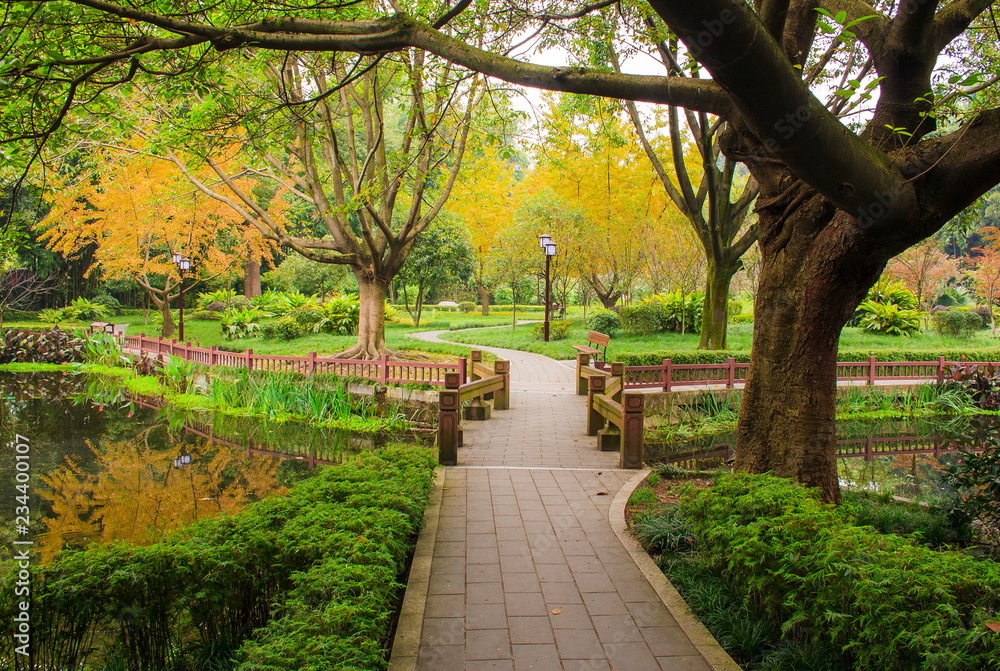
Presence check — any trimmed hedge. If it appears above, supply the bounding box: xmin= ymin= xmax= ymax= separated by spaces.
xmin=0 ymin=446 xmax=438 ymax=671
xmin=681 ymin=474 xmax=1000 ymax=670
xmin=618 ymin=347 xmax=1000 ymax=367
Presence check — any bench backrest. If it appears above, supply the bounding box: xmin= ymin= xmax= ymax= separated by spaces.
xmin=587 ymin=331 xmax=611 ymax=348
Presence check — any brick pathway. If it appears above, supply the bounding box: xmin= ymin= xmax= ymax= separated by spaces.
xmin=390 ymin=331 xmax=724 ymax=670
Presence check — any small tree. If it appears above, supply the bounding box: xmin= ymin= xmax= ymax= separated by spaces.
xmin=396 ymin=220 xmax=474 ymax=327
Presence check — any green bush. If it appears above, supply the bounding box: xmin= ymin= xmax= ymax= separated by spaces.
xmin=933 ymin=307 xmax=984 ymax=338
xmin=458 ymin=301 xmax=476 ymax=313
xmin=0 ymin=446 xmax=437 ymax=671
xmin=189 ymin=309 xmax=220 ymax=321
xmin=530 ymin=320 xmax=571 ymax=340
xmin=314 ymin=295 xmax=360 ymax=335
xmin=220 ymin=307 xmax=264 ymax=340
xmin=620 ymin=303 xmax=662 ymax=336
xmin=729 ymin=312 xmax=754 ymax=325
xmin=68 ymin=297 xmax=112 ymax=321
xmin=681 ymin=474 xmax=1000 ymax=670
xmin=642 ymin=291 xmax=703 ymax=333
xmin=289 ymin=305 xmax=324 ymax=329
xmin=90 ymin=293 xmax=122 ymax=315
xmin=196 ymin=288 xmax=237 ymax=310
xmin=857 ymin=300 xmax=924 ymax=336
xmin=0 ymin=327 xmax=85 ymax=364
xmin=261 ymin=316 xmax=306 ymax=341
xmin=867 ymin=279 xmax=919 ymax=309
xmin=728 ymin=299 xmax=743 ymax=316
xmin=586 ymin=309 xmax=621 ymax=336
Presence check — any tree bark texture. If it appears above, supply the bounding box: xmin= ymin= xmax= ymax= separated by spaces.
xmin=697 ymin=259 xmax=741 ymax=350
xmin=243 ymin=258 xmax=262 ymax=298
xmin=338 ymin=276 xmax=389 ymax=360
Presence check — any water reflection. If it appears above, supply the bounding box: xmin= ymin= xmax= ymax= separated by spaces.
xmin=649 ymin=415 xmax=1000 ymax=504
xmin=0 ymin=371 xmax=424 ymax=562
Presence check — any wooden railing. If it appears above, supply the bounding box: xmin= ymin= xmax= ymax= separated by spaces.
xmin=578 ymin=353 xmax=995 ymax=392
xmin=584 ymin=362 xmax=644 ymax=469
xmin=437 ymin=350 xmax=510 ymax=465
xmin=122 ymin=333 xmax=466 ymax=387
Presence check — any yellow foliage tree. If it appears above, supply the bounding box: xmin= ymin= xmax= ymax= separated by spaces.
xmin=38 ymin=148 xmax=274 ymax=337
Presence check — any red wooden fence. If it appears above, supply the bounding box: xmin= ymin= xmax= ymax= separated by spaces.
xmin=621 ymin=355 xmax=996 ymax=391
xmin=123 ymin=333 xmax=467 ymax=387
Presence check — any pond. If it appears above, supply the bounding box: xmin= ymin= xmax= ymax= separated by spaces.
xmin=647 ymin=414 xmax=1000 ymax=504
xmin=0 ymin=371 xmax=426 ymax=562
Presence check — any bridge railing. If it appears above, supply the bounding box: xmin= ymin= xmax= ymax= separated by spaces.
xmin=437 ymin=351 xmax=510 ymax=465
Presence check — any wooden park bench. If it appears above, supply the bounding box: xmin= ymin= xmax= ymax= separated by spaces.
xmin=572 ymin=330 xmax=611 ymax=362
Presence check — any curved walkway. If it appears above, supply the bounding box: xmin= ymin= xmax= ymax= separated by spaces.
xmin=390 ymin=330 xmax=734 ymax=670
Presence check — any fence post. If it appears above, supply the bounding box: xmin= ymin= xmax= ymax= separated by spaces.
xmin=246 ymin=348 xmax=254 ymax=372
xmin=437 ymin=372 xmax=462 ymax=465
xmin=610 ymin=362 xmax=625 ymax=402
xmin=209 ymin=346 xmax=217 ymax=366
xmin=867 ymin=356 xmax=876 ymax=385
xmin=726 ymin=357 xmax=736 ymax=389
xmin=458 ymin=357 xmax=468 ymax=386
xmin=621 ymin=392 xmax=645 ymax=469
xmin=576 ymin=352 xmax=591 ymax=396
xmin=661 ymin=358 xmax=672 ymax=393
xmin=587 ymin=375 xmax=607 ymax=436
xmin=471 ymin=351 xmax=482 ymax=381
xmin=380 ymin=353 xmax=390 ymax=385
xmin=493 ymin=360 xmax=510 ymax=410
xmin=307 ymin=351 xmax=316 ymax=376
xmin=937 ymin=356 xmax=946 ymax=384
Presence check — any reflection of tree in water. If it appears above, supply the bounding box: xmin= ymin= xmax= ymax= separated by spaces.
xmin=36 ymin=438 xmax=286 ymax=563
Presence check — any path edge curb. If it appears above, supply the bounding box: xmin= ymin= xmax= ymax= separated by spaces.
xmin=388 ymin=467 xmax=446 ymax=670
xmin=610 ymin=469 xmax=742 ymax=671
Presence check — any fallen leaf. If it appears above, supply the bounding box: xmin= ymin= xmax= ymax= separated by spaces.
xmin=551 ymin=608 xmax=562 ymax=615
xmin=596 ymin=491 xmax=609 ymax=496
xmin=986 ymin=621 xmax=1000 ymax=633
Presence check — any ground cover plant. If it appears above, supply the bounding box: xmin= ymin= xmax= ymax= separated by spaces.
xmin=0 ymin=446 xmax=438 ymax=671
xmin=630 ymin=473 xmax=1000 ymax=670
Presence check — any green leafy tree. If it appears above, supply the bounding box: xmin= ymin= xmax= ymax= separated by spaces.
xmin=396 ymin=219 xmax=474 ymax=327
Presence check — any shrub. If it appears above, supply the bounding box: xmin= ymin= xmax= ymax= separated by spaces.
xmin=253 ymin=289 xmax=319 ymax=316
xmin=587 ymin=309 xmax=621 ymax=336
xmin=314 ymin=295 xmax=360 ymax=335
xmin=289 ymin=306 xmax=324 ymax=329
xmin=36 ymin=307 xmax=69 ymax=323
xmin=857 ymin=300 xmax=923 ymax=336
xmin=943 ymin=362 xmax=1000 ymax=410
xmin=0 ymin=327 xmax=85 ymax=364
xmin=66 ymin=297 xmax=112 ymax=321
xmin=973 ymin=305 xmax=992 ymax=327
xmin=642 ymin=291 xmax=703 ymax=333
xmin=205 ymin=300 xmax=227 ymax=312
xmin=458 ymin=301 xmax=476 ymax=313
xmin=681 ymin=474 xmax=1000 ymax=670
xmin=867 ymin=279 xmax=919 ymax=309
xmin=196 ymin=288 xmax=237 ymax=310
xmin=727 ymin=299 xmax=742 ymax=316
xmin=620 ymin=303 xmax=663 ymax=336
xmin=0 ymin=446 xmax=437 ymax=671
xmin=933 ymin=307 xmax=984 ymax=338
xmin=940 ymin=437 xmax=1000 ymax=537
xmin=219 ymin=307 xmax=264 ymax=340
xmin=729 ymin=313 xmax=754 ymax=325
xmin=530 ymin=320 xmax=571 ymax=340
xmin=261 ymin=316 xmax=305 ymax=341
xmin=189 ymin=309 xmax=220 ymax=321
xmin=90 ymin=293 xmax=122 ymax=315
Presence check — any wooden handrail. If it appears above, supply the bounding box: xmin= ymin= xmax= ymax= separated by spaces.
xmin=459 ymin=375 xmax=505 ymax=404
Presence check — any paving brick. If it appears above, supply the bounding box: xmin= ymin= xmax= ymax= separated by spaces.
xmin=509 ymin=616 xmax=554 ymax=644
xmin=467 ymin=628 xmax=513 ymax=660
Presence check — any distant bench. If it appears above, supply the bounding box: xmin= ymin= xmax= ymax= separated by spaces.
xmin=572 ymin=330 xmax=611 ymax=362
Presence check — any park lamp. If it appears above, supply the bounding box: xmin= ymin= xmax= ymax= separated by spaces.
xmin=539 ymin=233 xmax=552 ymax=249
xmin=545 ymin=242 xmax=557 ymax=257
xmin=178 ymin=257 xmax=191 ymax=272
xmin=171 ymin=251 xmax=182 ymax=264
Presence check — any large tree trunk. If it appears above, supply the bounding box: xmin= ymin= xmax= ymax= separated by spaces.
xmin=735 ymin=204 xmax=888 ymax=503
xmin=697 ymin=260 xmax=740 ymax=350
xmin=244 ymin=258 xmax=262 ymax=298
xmin=477 ymin=280 xmax=491 ymax=316
xmin=337 ymin=275 xmax=388 ymax=359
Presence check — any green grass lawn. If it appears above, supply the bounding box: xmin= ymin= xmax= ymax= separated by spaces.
xmin=11 ymin=312 xmax=1000 ymax=361
xmin=441 ymin=319 xmax=1000 ymax=359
